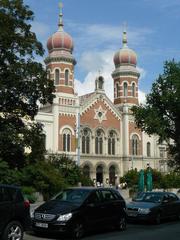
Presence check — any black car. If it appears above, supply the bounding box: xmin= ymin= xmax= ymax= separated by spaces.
xmin=32 ymin=187 xmax=127 ymax=239
xmin=0 ymin=184 xmax=31 ymax=240
xmin=126 ymin=191 xmax=180 ymax=224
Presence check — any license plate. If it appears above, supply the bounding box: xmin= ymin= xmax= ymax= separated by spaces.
xmin=35 ymin=222 xmax=48 ymax=228
xmin=127 ymin=211 xmax=137 ymax=217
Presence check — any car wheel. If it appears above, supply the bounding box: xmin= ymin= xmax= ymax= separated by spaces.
xmin=115 ymin=215 xmax=127 ymax=231
xmin=154 ymin=212 xmax=161 ymax=225
xmin=2 ymin=221 xmax=23 ymax=240
xmin=72 ymin=222 xmax=85 ymax=239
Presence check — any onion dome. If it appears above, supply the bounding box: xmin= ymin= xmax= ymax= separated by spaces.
xmin=47 ymin=2 xmax=74 ymax=53
xmin=113 ymin=31 xmax=137 ymax=67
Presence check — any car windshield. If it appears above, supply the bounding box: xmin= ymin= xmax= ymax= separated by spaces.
xmin=133 ymin=192 xmax=163 ymax=203
xmin=53 ymin=189 xmax=90 ymax=203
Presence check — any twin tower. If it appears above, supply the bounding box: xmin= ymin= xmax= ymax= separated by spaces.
xmin=45 ymin=3 xmax=140 ymax=107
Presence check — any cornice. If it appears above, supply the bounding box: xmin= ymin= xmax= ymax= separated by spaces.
xmin=45 ymin=56 xmax=76 ymax=65
xmin=112 ymin=71 xmax=140 ymax=78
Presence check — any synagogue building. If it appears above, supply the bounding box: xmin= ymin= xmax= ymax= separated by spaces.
xmin=36 ymin=4 xmax=168 ymax=185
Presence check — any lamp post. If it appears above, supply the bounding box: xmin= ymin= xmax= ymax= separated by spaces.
xmin=77 ymin=112 xmax=80 ymax=166
xmin=131 ymin=155 xmax=134 ymax=169
xmin=75 ymin=111 xmax=81 ymax=166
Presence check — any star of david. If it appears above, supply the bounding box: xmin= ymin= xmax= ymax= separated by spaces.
xmin=94 ymin=106 xmax=107 ymax=123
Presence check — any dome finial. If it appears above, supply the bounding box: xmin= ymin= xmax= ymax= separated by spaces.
xmin=58 ymin=1 xmax=64 ymax=31
xmin=122 ymin=22 xmax=128 ymax=48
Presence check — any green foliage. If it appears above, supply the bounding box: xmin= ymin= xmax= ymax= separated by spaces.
xmin=48 ymin=154 xmax=93 ymax=187
xmin=0 ymin=154 xmax=93 ymax=201
xmin=0 ymin=0 xmax=54 ymax=168
xmin=0 ymin=159 xmax=22 ymax=184
xmin=132 ymin=60 xmax=180 ymax=169
xmin=20 ymin=161 xmax=66 ymax=200
xmin=120 ymin=169 xmax=138 ymax=187
xmin=22 ymin=186 xmax=37 ymax=203
xmin=122 ymin=168 xmax=180 ymax=189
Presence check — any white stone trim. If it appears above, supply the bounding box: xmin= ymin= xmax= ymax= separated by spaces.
xmin=130 ymin=132 xmax=142 ymax=141
xmin=59 ymin=125 xmax=75 ymax=135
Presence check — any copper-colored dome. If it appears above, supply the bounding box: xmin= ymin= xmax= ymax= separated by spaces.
xmin=47 ymin=30 xmax=74 ymax=53
xmin=113 ymin=30 xmax=137 ymax=67
xmin=113 ymin=47 xmax=137 ymax=67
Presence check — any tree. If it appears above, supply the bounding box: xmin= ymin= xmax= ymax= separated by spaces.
xmin=49 ymin=154 xmax=93 ymax=186
xmin=132 ymin=60 xmax=180 ymax=169
xmin=21 ymin=161 xmax=66 ymax=200
xmin=0 ymin=0 xmax=54 ymax=168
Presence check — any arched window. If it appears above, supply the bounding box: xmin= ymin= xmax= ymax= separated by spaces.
xmin=83 ymin=165 xmax=90 ymax=178
xmin=123 ymin=82 xmax=128 ymax=97
xmin=116 ymin=83 xmax=119 ymax=98
xmin=147 ymin=142 xmax=151 ymax=157
xmin=132 ymin=83 xmax=136 ymax=97
xmin=108 ymin=131 xmax=116 ymax=155
xmin=62 ymin=128 xmax=71 ymax=152
xmin=98 ymin=76 xmax=104 ymax=90
xmin=55 ymin=69 xmax=60 ymax=85
xmin=47 ymin=70 xmax=50 ymax=80
xmin=82 ymin=129 xmax=90 ymax=154
xmin=65 ymin=69 xmax=69 ymax=86
xmin=95 ymin=129 xmax=104 ymax=154
xmin=132 ymin=134 xmax=139 ymax=155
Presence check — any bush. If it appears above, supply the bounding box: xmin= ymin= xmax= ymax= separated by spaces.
xmin=120 ymin=169 xmax=138 ymax=188
xmin=20 ymin=161 xmax=67 ymax=200
xmin=122 ymin=169 xmax=180 ymax=190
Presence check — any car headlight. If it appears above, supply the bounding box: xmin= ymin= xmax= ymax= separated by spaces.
xmin=138 ymin=208 xmax=151 ymax=214
xmin=57 ymin=213 xmax=72 ymax=222
xmin=30 ymin=209 xmax=35 ymax=219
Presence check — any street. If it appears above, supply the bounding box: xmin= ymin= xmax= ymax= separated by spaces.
xmin=25 ymin=220 xmax=180 ymax=240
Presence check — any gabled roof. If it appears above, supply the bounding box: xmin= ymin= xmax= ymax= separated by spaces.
xmin=79 ymin=91 xmax=122 ymax=120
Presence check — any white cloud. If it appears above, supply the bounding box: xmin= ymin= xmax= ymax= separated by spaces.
xmin=75 ymin=49 xmax=147 ymax=104
xmin=137 ymin=66 xmax=147 ymax=80
xmin=67 ymin=21 xmax=153 ymax=53
xmin=138 ymin=90 xmax=147 ymax=104
xmin=75 ymin=72 xmax=147 ymax=104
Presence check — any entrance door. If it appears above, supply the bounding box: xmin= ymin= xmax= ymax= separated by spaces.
xmin=109 ymin=165 xmax=116 ymax=185
xmin=96 ymin=165 xmax=103 ymax=184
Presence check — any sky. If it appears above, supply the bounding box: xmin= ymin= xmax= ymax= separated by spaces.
xmin=24 ymin=0 xmax=180 ymax=103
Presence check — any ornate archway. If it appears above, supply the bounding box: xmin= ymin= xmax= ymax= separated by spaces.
xmin=82 ymin=165 xmax=90 ymax=178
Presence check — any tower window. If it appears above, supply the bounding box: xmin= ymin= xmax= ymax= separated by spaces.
xmin=116 ymin=83 xmax=120 ymax=97
xmin=132 ymin=83 xmax=136 ymax=97
xmin=55 ymin=69 xmax=60 ymax=85
xmin=65 ymin=69 xmax=69 ymax=86
xmin=123 ymin=82 xmax=128 ymax=97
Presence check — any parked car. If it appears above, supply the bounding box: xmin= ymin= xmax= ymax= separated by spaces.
xmin=32 ymin=187 xmax=127 ymax=239
xmin=126 ymin=191 xmax=180 ymax=224
xmin=0 ymin=184 xmax=31 ymax=240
